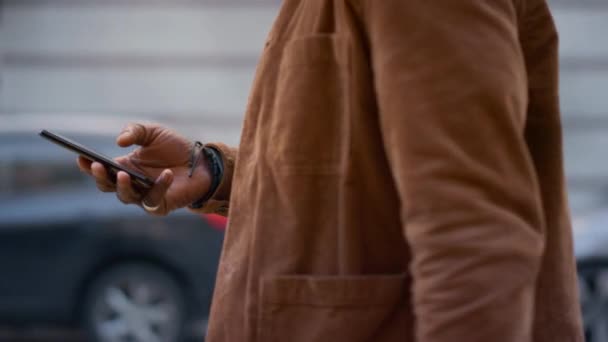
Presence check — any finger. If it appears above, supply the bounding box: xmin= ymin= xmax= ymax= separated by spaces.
xmin=114 ymin=155 xmax=130 ymax=165
xmin=91 ymin=162 xmax=116 ymax=193
xmin=91 ymin=162 xmax=111 ymax=183
xmin=116 ymin=122 xmax=160 ymax=148
xmin=97 ymin=181 xmax=116 ymax=193
xmin=141 ymin=169 xmax=174 ymax=215
xmin=115 ymin=171 xmax=143 ymax=204
xmin=77 ymin=156 xmax=93 ymax=176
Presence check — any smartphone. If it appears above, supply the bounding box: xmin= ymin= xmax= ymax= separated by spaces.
xmin=39 ymin=129 xmax=155 ymax=191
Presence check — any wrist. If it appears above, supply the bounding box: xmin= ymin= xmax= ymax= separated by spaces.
xmin=190 ymin=158 xmax=212 ymax=201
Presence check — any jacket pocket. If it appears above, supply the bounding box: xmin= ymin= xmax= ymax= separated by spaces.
xmin=269 ymin=34 xmax=351 ymax=174
xmin=257 ymin=274 xmax=409 ymax=342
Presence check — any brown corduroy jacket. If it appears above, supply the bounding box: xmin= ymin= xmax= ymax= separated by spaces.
xmin=193 ymin=0 xmax=584 ymax=341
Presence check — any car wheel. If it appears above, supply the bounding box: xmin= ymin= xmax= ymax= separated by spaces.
xmin=82 ymin=263 xmax=186 ymax=342
xmin=579 ymin=262 xmax=608 ymax=342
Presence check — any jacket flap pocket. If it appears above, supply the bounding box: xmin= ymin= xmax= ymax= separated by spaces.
xmin=258 ymin=274 xmax=410 ymax=341
xmin=261 ymin=273 xmax=407 ymax=307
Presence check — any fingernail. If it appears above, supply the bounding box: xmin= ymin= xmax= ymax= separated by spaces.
xmin=159 ymin=170 xmax=169 ymax=182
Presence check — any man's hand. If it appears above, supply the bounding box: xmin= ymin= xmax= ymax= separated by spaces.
xmin=77 ymin=123 xmax=212 ymax=216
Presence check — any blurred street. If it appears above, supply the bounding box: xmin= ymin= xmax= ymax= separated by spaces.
xmin=0 ymin=328 xmax=83 ymax=342
xmin=0 ymin=328 xmax=203 ymax=342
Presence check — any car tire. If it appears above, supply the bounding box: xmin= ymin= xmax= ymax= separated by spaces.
xmin=82 ymin=263 xmax=186 ymax=342
xmin=578 ymin=261 xmax=608 ymax=342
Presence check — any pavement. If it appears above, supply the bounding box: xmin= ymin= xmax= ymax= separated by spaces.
xmin=0 ymin=327 xmax=202 ymax=341
xmin=0 ymin=328 xmax=83 ymax=342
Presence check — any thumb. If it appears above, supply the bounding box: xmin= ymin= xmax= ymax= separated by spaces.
xmin=141 ymin=169 xmax=174 ymax=215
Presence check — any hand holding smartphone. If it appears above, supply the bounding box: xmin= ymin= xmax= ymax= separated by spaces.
xmin=39 ymin=129 xmax=154 ymax=191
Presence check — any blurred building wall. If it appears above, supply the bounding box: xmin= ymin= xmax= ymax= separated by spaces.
xmin=552 ymin=0 xmax=608 ymax=214
xmin=0 ymin=0 xmax=281 ymax=145
xmin=0 ymin=0 xmax=607 ymax=215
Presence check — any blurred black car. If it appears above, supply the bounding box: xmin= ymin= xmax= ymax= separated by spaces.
xmin=575 ymin=211 xmax=608 ymax=342
xmin=0 ymin=122 xmax=224 ymax=342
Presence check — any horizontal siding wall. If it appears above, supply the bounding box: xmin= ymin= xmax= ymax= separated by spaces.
xmin=1 ymin=7 xmax=274 ymax=57
xmin=0 ymin=1 xmax=280 ymax=145
xmin=551 ymin=1 xmax=608 ymax=212
xmin=2 ymin=68 xmax=255 ymax=117
xmin=1 ymin=0 xmax=607 ymax=212
xmin=561 ymin=70 xmax=608 ymax=119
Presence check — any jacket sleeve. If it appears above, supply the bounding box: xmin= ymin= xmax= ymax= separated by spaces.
xmin=361 ymin=0 xmax=545 ymax=340
xmin=188 ymin=142 xmax=237 ymax=217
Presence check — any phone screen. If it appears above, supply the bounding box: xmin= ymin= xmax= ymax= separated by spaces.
xmin=39 ymin=129 xmax=154 ymax=190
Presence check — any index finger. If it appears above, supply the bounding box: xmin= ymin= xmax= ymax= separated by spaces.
xmin=77 ymin=156 xmax=93 ymax=176
xmin=116 ymin=123 xmax=160 ymax=148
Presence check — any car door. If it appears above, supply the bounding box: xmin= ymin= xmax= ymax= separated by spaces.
xmin=0 ymin=150 xmax=91 ymax=319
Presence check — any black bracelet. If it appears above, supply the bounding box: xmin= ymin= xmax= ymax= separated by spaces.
xmin=189 ymin=144 xmax=223 ymax=209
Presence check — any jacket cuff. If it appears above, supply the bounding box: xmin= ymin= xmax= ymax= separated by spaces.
xmin=188 ymin=142 xmax=235 ymax=217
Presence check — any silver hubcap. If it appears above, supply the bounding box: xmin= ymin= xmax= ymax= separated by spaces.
xmin=580 ymin=270 xmax=608 ymax=342
xmin=92 ymin=279 xmax=180 ymax=342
